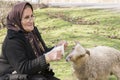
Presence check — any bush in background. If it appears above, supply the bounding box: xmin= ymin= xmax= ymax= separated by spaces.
xmin=0 ymin=1 xmax=16 ymax=29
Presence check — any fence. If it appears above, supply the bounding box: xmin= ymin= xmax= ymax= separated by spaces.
xmin=40 ymin=0 xmax=120 ymax=4
xmin=1 ymin=0 xmax=120 ymax=4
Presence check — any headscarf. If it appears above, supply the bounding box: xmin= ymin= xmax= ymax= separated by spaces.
xmin=6 ymin=2 xmax=45 ymax=57
xmin=7 ymin=2 xmax=33 ymax=31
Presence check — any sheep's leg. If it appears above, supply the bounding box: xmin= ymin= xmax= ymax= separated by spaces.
xmin=78 ymin=78 xmax=88 ymax=80
xmin=114 ymin=73 xmax=120 ymax=80
xmin=99 ymin=77 xmax=109 ymax=80
xmin=112 ymin=66 xmax=120 ymax=80
xmin=79 ymin=78 xmax=93 ymax=80
xmin=114 ymin=70 xmax=120 ymax=80
xmin=88 ymin=78 xmax=96 ymax=80
xmin=88 ymin=77 xmax=108 ymax=80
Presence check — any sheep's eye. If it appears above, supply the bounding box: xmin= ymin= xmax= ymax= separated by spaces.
xmin=76 ymin=54 xmax=85 ymax=60
xmin=80 ymin=54 xmax=85 ymax=57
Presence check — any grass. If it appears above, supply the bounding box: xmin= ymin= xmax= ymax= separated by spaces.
xmin=1 ymin=8 xmax=120 ymax=80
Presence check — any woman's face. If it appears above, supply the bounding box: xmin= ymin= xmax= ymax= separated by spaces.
xmin=21 ymin=7 xmax=34 ymax=32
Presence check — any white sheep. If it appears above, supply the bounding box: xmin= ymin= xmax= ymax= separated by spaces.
xmin=66 ymin=42 xmax=120 ymax=80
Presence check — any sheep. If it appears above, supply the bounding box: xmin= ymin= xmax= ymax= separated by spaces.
xmin=66 ymin=42 xmax=120 ymax=80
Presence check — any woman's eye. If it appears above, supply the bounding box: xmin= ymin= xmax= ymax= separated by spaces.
xmin=24 ymin=16 xmax=29 ymax=19
xmin=22 ymin=14 xmax=34 ymax=21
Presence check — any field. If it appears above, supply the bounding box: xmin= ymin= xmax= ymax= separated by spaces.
xmin=0 ymin=8 xmax=120 ymax=80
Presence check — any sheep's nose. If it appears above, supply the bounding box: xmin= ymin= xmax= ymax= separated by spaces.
xmin=66 ymin=56 xmax=71 ymax=62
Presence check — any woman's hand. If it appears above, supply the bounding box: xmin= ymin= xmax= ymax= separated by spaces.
xmin=45 ymin=47 xmax=63 ymax=63
xmin=56 ymin=40 xmax=68 ymax=50
xmin=45 ymin=40 xmax=68 ymax=63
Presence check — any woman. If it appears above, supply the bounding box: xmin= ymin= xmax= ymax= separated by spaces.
xmin=0 ymin=2 xmax=67 ymax=80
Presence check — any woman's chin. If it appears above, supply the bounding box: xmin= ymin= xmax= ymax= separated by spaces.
xmin=25 ymin=26 xmax=34 ymax=32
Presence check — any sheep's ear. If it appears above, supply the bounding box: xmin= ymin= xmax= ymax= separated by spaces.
xmin=74 ymin=41 xmax=80 ymax=45
xmin=86 ymin=49 xmax=90 ymax=56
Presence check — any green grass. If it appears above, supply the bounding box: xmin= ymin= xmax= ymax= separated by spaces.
xmin=1 ymin=8 xmax=120 ymax=80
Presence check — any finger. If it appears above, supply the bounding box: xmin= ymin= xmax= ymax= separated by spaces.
xmin=57 ymin=50 xmax=62 ymax=54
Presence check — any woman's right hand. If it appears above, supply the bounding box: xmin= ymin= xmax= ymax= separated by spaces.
xmin=45 ymin=47 xmax=63 ymax=63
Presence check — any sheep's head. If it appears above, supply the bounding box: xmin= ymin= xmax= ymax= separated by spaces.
xmin=66 ymin=42 xmax=90 ymax=63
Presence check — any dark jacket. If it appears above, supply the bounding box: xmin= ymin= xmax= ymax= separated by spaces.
xmin=0 ymin=27 xmax=54 ymax=77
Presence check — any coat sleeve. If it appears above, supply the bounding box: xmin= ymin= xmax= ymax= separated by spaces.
xmin=4 ymin=38 xmax=49 ymax=75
